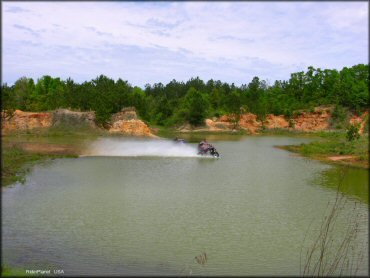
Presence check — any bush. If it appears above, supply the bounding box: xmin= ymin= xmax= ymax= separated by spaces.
xmin=346 ymin=123 xmax=360 ymax=142
xmin=330 ymin=105 xmax=348 ymax=129
xmin=363 ymin=114 xmax=369 ymax=134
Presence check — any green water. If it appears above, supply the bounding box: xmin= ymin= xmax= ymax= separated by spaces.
xmin=314 ymin=166 xmax=369 ymax=203
xmin=2 ymin=136 xmax=368 ymax=276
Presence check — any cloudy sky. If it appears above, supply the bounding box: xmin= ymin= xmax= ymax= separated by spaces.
xmin=2 ymin=1 xmax=368 ymax=87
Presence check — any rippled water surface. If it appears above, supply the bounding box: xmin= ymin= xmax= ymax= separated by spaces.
xmin=2 ymin=136 xmax=368 ymax=276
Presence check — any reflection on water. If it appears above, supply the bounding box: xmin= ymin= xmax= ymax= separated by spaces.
xmin=314 ymin=166 xmax=369 ymax=203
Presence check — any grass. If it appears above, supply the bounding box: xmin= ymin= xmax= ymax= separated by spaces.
xmin=4 ymin=124 xmax=106 ymax=139
xmin=1 ymin=144 xmax=77 ymax=187
xmin=1 ymin=125 xmax=96 ymax=187
xmin=1 ymin=266 xmax=28 ymax=277
xmin=259 ymin=127 xmax=321 ymax=137
xmin=1 ymin=264 xmax=61 ymax=276
xmin=1 ymin=266 xmax=35 ymax=277
xmin=279 ymin=132 xmax=369 ymax=168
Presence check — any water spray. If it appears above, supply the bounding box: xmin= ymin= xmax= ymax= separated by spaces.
xmin=84 ymin=138 xmax=200 ymax=157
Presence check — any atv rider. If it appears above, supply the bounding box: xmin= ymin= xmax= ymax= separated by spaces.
xmin=174 ymin=137 xmax=186 ymax=143
xmin=198 ymin=138 xmax=210 ymax=154
xmin=198 ymin=138 xmax=219 ymax=157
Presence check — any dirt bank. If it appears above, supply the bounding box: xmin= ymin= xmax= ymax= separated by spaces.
xmin=2 ymin=107 xmax=156 ymax=137
xmin=292 ymin=107 xmax=332 ymax=131
xmin=349 ymin=111 xmax=368 ymax=135
xmin=108 ymin=107 xmax=157 ymax=137
xmin=52 ymin=108 xmax=97 ymax=128
xmin=328 ymin=155 xmax=355 ymax=161
xmin=3 ymin=141 xmax=80 ymax=156
xmin=182 ymin=107 xmax=368 ymax=134
xmin=1 ymin=110 xmax=53 ymax=133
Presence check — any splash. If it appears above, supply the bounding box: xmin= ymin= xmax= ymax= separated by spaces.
xmin=84 ymin=138 xmax=200 ymax=157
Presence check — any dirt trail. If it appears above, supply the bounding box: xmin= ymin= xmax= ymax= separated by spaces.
xmin=328 ymin=155 xmax=355 ymax=161
xmin=4 ymin=142 xmax=80 ymax=155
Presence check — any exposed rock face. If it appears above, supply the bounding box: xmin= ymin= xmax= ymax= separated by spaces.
xmin=109 ymin=119 xmax=154 ymax=137
xmin=177 ymin=123 xmax=193 ymax=132
xmin=52 ymin=109 xmax=96 ymax=128
xmin=108 ymin=108 xmax=156 ymax=137
xmin=219 ymin=115 xmax=231 ymax=122
xmin=201 ymin=106 xmax=335 ymax=133
xmin=263 ymin=114 xmax=289 ymax=129
xmin=1 ymin=110 xmax=53 ymax=133
xmin=203 ymin=113 xmax=262 ymax=134
xmin=349 ymin=111 xmax=368 ymax=134
xmin=205 ymin=118 xmax=233 ymax=131
xmin=2 ymin=108 xmax=155 ymax=137
xmin=1 ymin=109 xmax=97 ymax=133
xmin=110 ymin=107 xmax=138 ymax=122
xmin=238 ymin=113 xmax=262 ymax=134
xmin=292 ymin=107 xmax=332 ymax=132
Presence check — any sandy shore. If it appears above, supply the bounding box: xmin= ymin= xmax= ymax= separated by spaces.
xmin=3 ymin=141 xmax=80 ymax=155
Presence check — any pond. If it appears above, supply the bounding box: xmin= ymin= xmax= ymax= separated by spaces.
xmin=2 ymin=135 xmax=368 ymax=276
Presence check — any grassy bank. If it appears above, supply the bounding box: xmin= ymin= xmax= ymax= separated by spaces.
xmin=2 ymin=144 xmax=77 ymax=187
xmin=1 ymin=125 xmax=103 ymax=187
xmin=278 ymin=131 xmax=369 ymax=168
xmin=1 ymin=266 xmax=30 ymax=277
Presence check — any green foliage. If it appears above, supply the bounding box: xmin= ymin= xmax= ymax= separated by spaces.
xmin=1 ymin=64 xmax=368 ymax=127
xmin=300 ymin=140 xmax=355 ymax=156
xmin=13 ymin=77 xmax=34 ymax=110
xmin=346 ymin=123 xmax=360 ymax=141
xmin=331 ymin=104 xmax=348 ymax=129
xmin=1 ymin=145 xmax=74 ymax=186
xmin=332 ymin=105 xmax=347 ymax=121
xmin=1 ymin=266 xmax=29 ymax=276
xmin=285 ymin=132 xmax=368 ymax=167
xmin=181 ymin=87 xmax=210 ymax=126
xmin=363 ymin=115 xmax=369 ymax=134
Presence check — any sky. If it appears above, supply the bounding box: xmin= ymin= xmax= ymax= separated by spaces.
xmin=2 ymin=1 xmax=368 ymax=88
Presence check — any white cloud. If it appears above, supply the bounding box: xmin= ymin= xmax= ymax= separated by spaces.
xmin=2 ymin=1 xmax=368 ymax=86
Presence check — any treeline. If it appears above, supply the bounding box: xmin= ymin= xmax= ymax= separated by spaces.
xmin=1 ymin=64 xmax=368 ymax=126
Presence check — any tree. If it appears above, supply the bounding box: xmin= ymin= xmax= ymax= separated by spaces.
xmin=1 ymin=83 xmax=16 ymax=111
xmin=13 ymin=77 xmax=34 ymax=110
xmin=182 ymin=87 xmax=210 ymax=126
xmin=225 ymin=90 xmax=242 ymax=129
xmin=3 ymin=63 xmax=368 ymax=128
xmin=90 ymin=75 xmax=117 ymax=126
xmin=129 ymin=86 xmax=148 ymax=119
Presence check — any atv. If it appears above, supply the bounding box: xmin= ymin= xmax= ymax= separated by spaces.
xmin=197 ymin=143 xmax=220 ymax=158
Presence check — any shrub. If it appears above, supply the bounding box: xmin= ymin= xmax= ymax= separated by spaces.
xmin=346 ymin=123 xmax=360 ymax=142
xmin=330 ymin=105 xmax=348 ymax=129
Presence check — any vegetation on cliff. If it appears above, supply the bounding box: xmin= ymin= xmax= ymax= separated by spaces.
xmin=2 ymin=64 xmax=368 ymax=127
